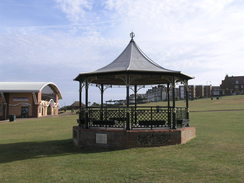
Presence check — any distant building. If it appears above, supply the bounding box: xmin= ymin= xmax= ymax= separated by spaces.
xmin=0 ymin=82 xmax=62 ymax=120
xmin=172 ymin=88 xmax=179 ymax=100
xmin=179 ymin=86 xmax=185 ymax=99
xmin=220 ymin=75 xmax=244 ymax=95
xmin=146 ymin=85 xmax=167 ymax=102
xmin=188 ymin=85 xmax=196 ymax=99
xmin=211 ymin=86 xmax=221 ymax=97
xmin=179 ymin=85 xmax=196 ymax=100
xmin=195 ymin=85 xmax=204 ymax=98
xmin=204 ymin=85 xmax=212 ymax=98
xmin=70 ymin=101 xmax=85 ymax=109
xmin=129 ymin=94 xmax=147 ymax=104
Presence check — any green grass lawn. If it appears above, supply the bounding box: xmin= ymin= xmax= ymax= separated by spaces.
xmin=140 ymin=95 xmax=244 ymax=111
xmin=0 ymin=95 xmax=244 ymax=183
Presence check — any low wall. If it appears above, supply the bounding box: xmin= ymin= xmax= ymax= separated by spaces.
xmin=73 ymin=127 xmax=196 ymax=149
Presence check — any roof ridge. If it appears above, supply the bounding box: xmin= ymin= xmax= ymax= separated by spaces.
xmin=127 ymin=40 xmax=134 ymax=70
xmin=133 ymin=41 xmax=178 ymax=72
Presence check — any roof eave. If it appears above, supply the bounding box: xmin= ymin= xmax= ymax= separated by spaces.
xmin=74 ymin=70 xmax=193 ymax=82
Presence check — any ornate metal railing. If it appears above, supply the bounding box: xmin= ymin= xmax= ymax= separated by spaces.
xmin=78 ymin=106 xmax=189 ymax=129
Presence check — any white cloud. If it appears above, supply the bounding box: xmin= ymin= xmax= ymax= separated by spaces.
xmin=55 ymin=0 xmax=92 ymax=23
xmin=103 ymin=0 xmax=244 ymax=83
xmin=1 ymin=0 xmax=244 ymax=104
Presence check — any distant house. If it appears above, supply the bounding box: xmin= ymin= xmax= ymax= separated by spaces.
xmin=0 ymin=82 xmax=62 ymax=120
xmin=195 ymin=85 xmax=204 ymax=98
xmin=204 ymin=85 xmax=212 ymax=98
xmin=70 ymin=101 xmax=85 ymax=109
xmin=211 ymin=86 xmax=221 ymax=97
xmin=221 ymin=75 xmax=244 ymax=95
xmin=129 ymin=93 xmax=147 ymax=104
xmin=179 ymin=85 xmax=196 ymax=100
xmin=146 ymin=85 xmax=167 ymax=102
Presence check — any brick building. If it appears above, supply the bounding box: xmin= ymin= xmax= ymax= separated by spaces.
xmin=188 ymin=85 xmax=196 ymax=99
xmin=195 ymin=85 xmax=204 ymax=98
xmin=0 ymin=82 xmax=62 ymax=120
xmin=220 ymin=75 xmax=244 ymax=95
xmin=204 ymin=85 xmax=212 ymax=98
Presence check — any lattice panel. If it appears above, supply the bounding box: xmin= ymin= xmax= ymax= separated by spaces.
xmin=88 ymin=109 xmax=126 ymax=128
xmin=132 ymin=109 xmax=168 ymax=128
xmin=86 ymin=107 xmax=182 ymax=129
xmin=88 ymin=110 xmax=100 ymax=121
xmin=176 ymin=108 xmax=187 ymax=120
xmin=106 ymin=110 xmax=126 ymax=128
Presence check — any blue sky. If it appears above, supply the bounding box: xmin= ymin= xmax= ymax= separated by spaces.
xmin=1 ymin=0 xmax=244 ymax=106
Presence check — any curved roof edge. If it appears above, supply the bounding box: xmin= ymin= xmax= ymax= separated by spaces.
xmin=40 ymin=82 xmax=62 ymax=99
xmin=0 ymin=82 xmax=62 ymax=99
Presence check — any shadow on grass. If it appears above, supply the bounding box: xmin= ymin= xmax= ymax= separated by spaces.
xmin=0 ymin=139 xmax=113 ymax=164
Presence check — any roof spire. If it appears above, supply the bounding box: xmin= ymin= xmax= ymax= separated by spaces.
xmin=130 ymin=32 xmax=135 ymax=40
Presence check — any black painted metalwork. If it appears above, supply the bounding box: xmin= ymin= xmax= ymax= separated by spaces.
xmin=172 ymin=77 xmax=176 ymax=129
xmin=126 ymin=81 xmax=130 ymax=130
xmin=85 ymin=80 xmax=89 ymax=129
xmin=167 ymin=83 xmax=171 ymax=128
xmin=185 ymin=81 xmax=189 ymax=120
xmin=85 ymin=106 xmax=187 ymax=129
xmin=75 ymin=34 xmax=193 ymax=130
xmin=134 ymin=85 xmax=137 ymax=125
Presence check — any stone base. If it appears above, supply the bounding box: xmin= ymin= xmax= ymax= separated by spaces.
xmin=73 ymin=126 xmax=196 ymax=149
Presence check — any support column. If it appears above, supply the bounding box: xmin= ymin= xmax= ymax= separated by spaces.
xmin=134 ymin=85 xmax=137 ymax=124
xmin=172 ymin=77 xmax=176 ymax=129
xmin=126 ymin=75 xmax=130 ymax=130
xmin=100 ymin=84 xmax=104 ymax=120
xmin=85 ymin=80 xmax=89 ymax=129
xmin=79 ymin=81 xmax=82 ymax=126
xmin=167 ymin=83 xmax=171 ymax=128
xmin=185 ymin=81 xmax=190 ymax=126
xmin=79 ymin=81 xmax=82 ymax=111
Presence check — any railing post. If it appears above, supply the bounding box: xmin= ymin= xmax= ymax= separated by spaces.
xmin=85 ymin=79 xmax=89 ymax=129
xmin=100 ymin=84 xmax=104 ymax=121
xmin=151 ymin=107 xmax=153 ymax=130
xmin=134 ymin=85 xmax=137 ymax=126
xmin=79 ymin=81 xmax=82 ymax=127
xmin=185 ymin=81 xmax=190 ymax=127
xmin=126 ymin=81 xmax=130 ymax=130
xmin=172 ymin=76 xmax=177 ymax=129
xmin=167 ymin=83 xmax=171 ymax=128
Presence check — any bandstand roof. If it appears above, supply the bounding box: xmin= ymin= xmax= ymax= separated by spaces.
xmin=75 ymin=33 xmax=193 ymax=85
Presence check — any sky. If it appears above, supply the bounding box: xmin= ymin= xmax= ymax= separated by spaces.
xmin=0 ymin=0 xmax=244 ymax=106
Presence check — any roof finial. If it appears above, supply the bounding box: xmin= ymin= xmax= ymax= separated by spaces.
xmin=130 ymin=32 xmax=135 ymax=40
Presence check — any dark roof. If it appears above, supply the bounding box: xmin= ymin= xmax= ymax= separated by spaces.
xmin=71 ymin=101 xmax=84 ymax=107
xmin=95 ymin=39 xmax=177 ymax=73
xmin=227 ymin=76 xmax=244 ymax=84
xmin=75 ymin=34 xmax=193 ymax=84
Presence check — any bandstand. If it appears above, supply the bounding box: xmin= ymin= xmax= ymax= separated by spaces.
xmin=73 ymin=33 xmax=196 ymax=148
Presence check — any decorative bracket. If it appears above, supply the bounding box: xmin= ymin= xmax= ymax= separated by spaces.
xmin=130 ymin=85 xmax=145 ymax=92
xmin=96 ymin=84 xmax=112 ymax=92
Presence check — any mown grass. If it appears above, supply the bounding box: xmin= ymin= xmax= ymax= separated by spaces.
xmin=140 ymin=95 xmax=244 ymax=111
xmin=0 ymin=95 xmax=244 ymax=183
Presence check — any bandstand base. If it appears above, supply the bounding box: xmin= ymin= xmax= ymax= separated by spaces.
xmin=73 ymin=126 xmax=196 ymax=149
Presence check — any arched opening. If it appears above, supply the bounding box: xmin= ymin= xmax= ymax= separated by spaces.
xmin=40 ymin=85 xmax=59 ymax=117
xmin=41 ymin=85 xmax=56 ymax=102
xmin=47 ymin=105 xmax=51 ymax=115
